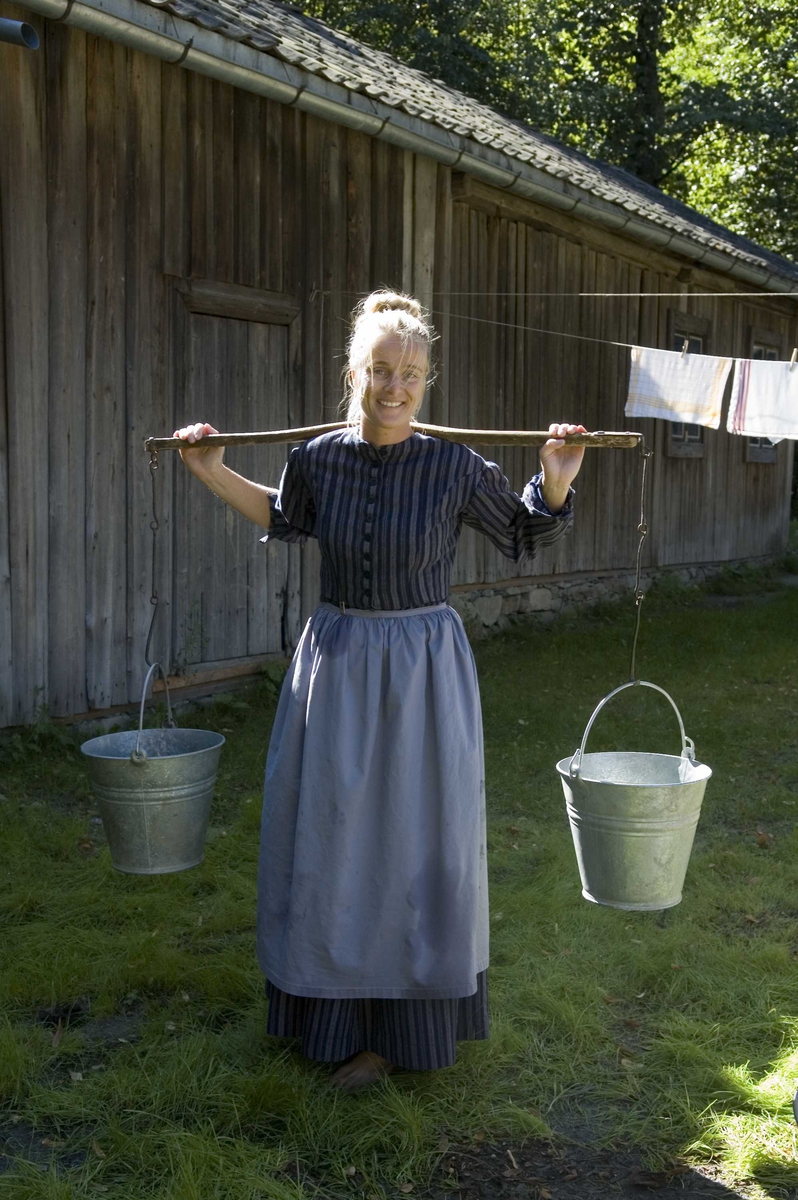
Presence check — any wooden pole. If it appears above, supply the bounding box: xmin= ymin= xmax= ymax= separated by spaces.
xmin=145 ymin=421 xmax=643 ymax=452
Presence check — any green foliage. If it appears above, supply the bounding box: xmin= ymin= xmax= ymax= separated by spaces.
xmin=299 ymin=0 xmax=798 ymax=260
xmin=2 ymin=584 xmax=798 ymax=1193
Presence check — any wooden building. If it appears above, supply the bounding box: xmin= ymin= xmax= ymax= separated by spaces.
xmin=1 ymin=0 xmax=797 ymax=727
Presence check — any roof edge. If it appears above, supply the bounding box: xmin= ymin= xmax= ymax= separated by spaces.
xmin=24 ymin=0 xmax=798 ymax=295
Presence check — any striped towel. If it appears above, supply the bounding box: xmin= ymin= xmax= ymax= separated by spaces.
xmin=625 ymin=346 xmax=733 ymax=429
xmin=727 ymin=358 xmax=798 ymax=443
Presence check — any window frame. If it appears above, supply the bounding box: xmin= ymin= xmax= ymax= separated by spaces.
xmin=744 ymin=326 xmax=784 ymax=464
xmin=666 ymin=310 xmax=711 ymax=460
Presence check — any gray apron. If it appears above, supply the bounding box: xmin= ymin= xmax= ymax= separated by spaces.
xmin=256 ymin=602 xmax=489 ymax=999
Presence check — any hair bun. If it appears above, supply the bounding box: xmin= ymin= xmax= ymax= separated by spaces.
xmin=361 ymin=290 xmax=423 ymax=319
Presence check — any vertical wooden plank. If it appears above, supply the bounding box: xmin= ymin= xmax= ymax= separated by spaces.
xmin=176 ymin=312 xmax=225 ymax=667
xmin=85 ymin=36 xmax=127 ymax=709
xmin=208 ymin=84 xmax=240 ymax=662
xmin=573 ymin=243 xmax=599 ymax=574
xmin=170 ymin=290 xmax=190 ymax=673
xmin=212 ymin=80 xmax=234 ymax=284
xmin=547 ymin=235 xmax=581 ymax=578
xmin=412 ymin=153 xmax=437 ymax=316
xmin=401 ymin=149 xmax=414 ymax=294
xmin=0 ymin=10 xmax=50 ymax=724
xmin=263 ymin=98 xmax=286 ymax=294
xmin=370 ymin=139 xmax=391 ymax=288
xmin=321 ymin=122 xmax=346 ymax=421
xmin=303 ymin=115 xmax=324 ymax=424
xmin=614 ymin=259 xmax=642 ymax=572
xmin=524 ymin=227 xmax=544 ymax=505
xmin=126 ymin=48 xmax=166 ymax=698
xmin=454 ymin=204 xmax=479 ymax=587
xmin=221 ymin=318 xmax=249 ymax=660
xmin=472 ymin=210 xmax=488 ymax=584
xmin=188 ymin=71 xmax=209 ymax=281
xmin=161 ymin=61 xmax=188 ymax=280
xmin=46 ymin=22 xmax=88 ymax=718
xmin=0 ymin=160 xmax=12 ymax=726
xmin=431 ymin=164 xmax=452 ymax=426
xmin=514 ymin=222 xmax=527 ymax=499
xmin=634 ymin=268 xmax=659 ymax=569
xmin=593 ymin=252 xmax=618 ymax=570
xmin=346 ymin=128 xmax=372 ymax=307
xmin=711 ymin=290 xmax=734 ymax=561
xmin=247 ymin=322 xmax=290 ymax=655
xmin=161 ymin=67 xmax=187 ymax=677
xmin=504 ymin=219 xmax=517 ymax=504
xmin=483 ymin=214 xmax=502 ymax=583
xmin=234 ymin=88 xmax=260 ymax=289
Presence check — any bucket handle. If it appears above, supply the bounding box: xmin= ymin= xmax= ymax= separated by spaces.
xmin=130 ymin=661 xmax=177 ymax=765
xmin=569 ymin=680 xmax=696 ymax=779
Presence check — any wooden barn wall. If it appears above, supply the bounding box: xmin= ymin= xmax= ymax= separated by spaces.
xmin=445 ymin=197 xmax=796 ymax=585
xmin=0 ymin=7 xmax=795 ymax=726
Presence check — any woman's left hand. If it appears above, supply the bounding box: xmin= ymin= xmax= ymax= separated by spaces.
xmin=539 ymin=422 xmax=587 ymax=513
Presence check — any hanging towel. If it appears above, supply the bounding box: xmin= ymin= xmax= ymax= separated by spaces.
xmin=625 ymin=345 xmax=733 ymax=429
xmin=726 ymin=358 xmax=798 ymax=443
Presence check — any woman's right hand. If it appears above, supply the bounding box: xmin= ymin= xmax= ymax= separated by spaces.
xmin=173 ymin=422 xmax=224 ymax=479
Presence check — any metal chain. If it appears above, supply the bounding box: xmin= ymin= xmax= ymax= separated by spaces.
xmin=629 ymin=441 xmax=654 ymax=682
xmin=143 ymin=447 xmax=160 ymax=669
xmin=142 ymin=446 xmax=177 ymax=729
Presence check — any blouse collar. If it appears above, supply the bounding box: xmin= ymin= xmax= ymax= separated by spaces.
xmin=344 ymin=427 xmax=422 ymax=462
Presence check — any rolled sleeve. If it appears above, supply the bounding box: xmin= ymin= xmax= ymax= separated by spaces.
xmin=523 ymin=471 xmax=575 ymax=519
xmin=461 ymin=462 xmax=574 ymax=564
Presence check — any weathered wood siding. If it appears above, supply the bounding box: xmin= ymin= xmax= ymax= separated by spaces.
xmin=0 ymin=6 xmax=795 ymax=725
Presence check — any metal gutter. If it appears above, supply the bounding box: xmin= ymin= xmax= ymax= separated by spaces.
xmin=22 ymin=0 xmax=798 ymax=296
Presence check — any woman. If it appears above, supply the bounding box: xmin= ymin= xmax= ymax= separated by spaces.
xmin=175 ymin=291 xmax=586 ymax=1091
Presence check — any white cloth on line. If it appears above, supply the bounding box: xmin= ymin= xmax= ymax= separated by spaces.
xmin=726 ymin=357 xmax=798 ymax=443
xmin=625 ymin=345 xmax=733 ymax=429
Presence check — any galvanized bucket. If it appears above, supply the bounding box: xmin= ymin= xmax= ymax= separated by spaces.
xmin=556 ymin=681 xmax=712 ymax=911
xmin=81 ymin=663 xmax=225 ymax=874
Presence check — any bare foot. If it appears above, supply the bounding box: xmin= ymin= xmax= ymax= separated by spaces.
xmin=329 ymin=1051 xmax=395 ymax=1091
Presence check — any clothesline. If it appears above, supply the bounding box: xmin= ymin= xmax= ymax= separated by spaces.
xmin=437 ymin=309 xmax=636 ymax=351
xmin=317 ymin=289 xmax=798 ymax=299
xmin=328 ymin=302 xmax=796 ymax=358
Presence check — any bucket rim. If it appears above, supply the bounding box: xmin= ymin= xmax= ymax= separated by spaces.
xmin=556 ymin=750 xmax=712 ymax=785
xmin=80 ymin=728 xmax=226 ymax=761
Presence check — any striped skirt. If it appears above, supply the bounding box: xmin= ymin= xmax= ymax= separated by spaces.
xmin=265 ymin=970 xmax=489 ymax=1070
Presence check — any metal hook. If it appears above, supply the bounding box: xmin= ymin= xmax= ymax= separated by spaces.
xmin=171 ymin=35 xmax=193 ymax=65
xmin=681 ymin=339 xmax=689 ymax=359
xmin=790 ymin=348 xmax=797 ymax=371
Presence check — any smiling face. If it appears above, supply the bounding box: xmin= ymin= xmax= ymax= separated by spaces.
xmin=353 ymin=333 xmax=429 ymax=445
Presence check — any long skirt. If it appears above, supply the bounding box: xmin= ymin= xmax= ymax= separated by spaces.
xmin=257 ymin=601 xmax=490 ymax=1067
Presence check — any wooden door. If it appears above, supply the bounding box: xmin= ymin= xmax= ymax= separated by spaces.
xmin=169 ymin=280 xmax=301 ymax=674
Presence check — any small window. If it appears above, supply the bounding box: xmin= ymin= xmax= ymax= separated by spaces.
xmin=746 ymin=343 xmax=780 ymax=463
xmin=669 ymin=333 xmax=705 ymax=458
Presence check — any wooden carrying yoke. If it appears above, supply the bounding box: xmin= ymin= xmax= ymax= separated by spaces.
xmin=145 ymin=422 xmax=643 ymax=451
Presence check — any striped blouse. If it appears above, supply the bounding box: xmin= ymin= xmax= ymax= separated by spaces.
xmin=262 ymin=429 xmax=574 ymax=611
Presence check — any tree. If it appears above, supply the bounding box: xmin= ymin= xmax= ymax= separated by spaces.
xmin=297 ymin=0 xmax=798 ymax=261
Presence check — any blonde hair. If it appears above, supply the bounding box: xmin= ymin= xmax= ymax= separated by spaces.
xmin=342 ymin=290 xmax=436 ymax=425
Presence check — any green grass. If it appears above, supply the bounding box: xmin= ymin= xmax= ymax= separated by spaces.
xmin=1 ymin=572 xmax=797 ymax=1198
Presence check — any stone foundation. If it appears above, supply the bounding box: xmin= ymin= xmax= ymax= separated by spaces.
xmin=448 ymin=556 xmax=778 ymax=638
